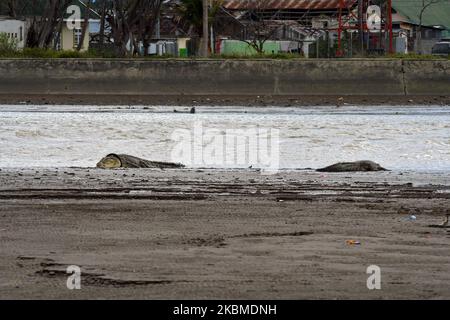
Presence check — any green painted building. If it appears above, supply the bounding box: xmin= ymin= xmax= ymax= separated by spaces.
xmin=220 ymin=40 xmax=281 ymax=55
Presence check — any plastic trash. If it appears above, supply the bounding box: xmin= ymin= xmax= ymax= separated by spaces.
xmin=346 ymin=240 xmax=361 ymax=245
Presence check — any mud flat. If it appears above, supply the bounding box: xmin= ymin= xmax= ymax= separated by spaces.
xmin=0 ymin=94 xmax=449 ymax=107
xmin=0 ymin=168 xmax=449 ymax=299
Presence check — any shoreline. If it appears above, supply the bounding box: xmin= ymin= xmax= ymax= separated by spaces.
xmin=1 ymin=94 xmax=449 ymax=107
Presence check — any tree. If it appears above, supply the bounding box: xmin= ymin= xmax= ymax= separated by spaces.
xmin=201 ymin=0 xmax=208 ymax=57
xmin=0 ymin=0 xmax=63 ymax=48
xmin=76 ymin=0 xmax=91 ymax=51
xmin=6 ymin=0 xmax=17 ymax=18
xmin=178 ymin=0 xmax=205 ymax=36
xmin=0 ymin=0 xmax=47 ymax=17
xmin=177 ymin=0 xmax=222 ymax=55
xmin=417 ymin=0 xmax=446 ymax=54
xmin=98 ymin=0 xmax=108 ymax=46
xmin=237 ymin=0 xmax=284 ymax=54
xmin=26 ymin=0 xmax=71 ymax=48
xmin=106 ymin=0 xmax=162 ymax=56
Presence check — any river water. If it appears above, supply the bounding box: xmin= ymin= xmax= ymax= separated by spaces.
xmin=0 ymin=105 xmax=449 ymax=171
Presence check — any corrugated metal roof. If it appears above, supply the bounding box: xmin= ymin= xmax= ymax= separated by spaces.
xmin=223 ymin=0 xmax=356 ymax=10
xmin=392 ymin=0 xmax=450 ymax=29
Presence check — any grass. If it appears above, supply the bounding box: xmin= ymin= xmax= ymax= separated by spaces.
xmin=0 ymin=48 xmax=104 ymax=58
xmin=0 ymin=49 xmax=304 ymax=60
xmin=0 ymin=48 xmax=448 ymax=60
xmin=386 ymin=53 xmax=448 ymax=60
xmin=0 ymin=48 xmax=179 ymax=59
xmin=1 ymin=48 xmax=81 ymax=58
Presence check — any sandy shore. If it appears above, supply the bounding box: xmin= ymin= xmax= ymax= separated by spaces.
xmin=0 ymin=94 xmax=449 ymax=107
xmin=0 ymin=168 xmax=449 ymax=299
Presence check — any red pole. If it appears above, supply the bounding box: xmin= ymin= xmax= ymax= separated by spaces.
xmin=388 ymin=0 xmax=393 ymax=53
xmin=337 ymin=0 xmax=344 ymax=57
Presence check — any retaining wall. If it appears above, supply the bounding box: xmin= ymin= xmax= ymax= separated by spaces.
xmin=0 ymin=59 xmax=448 ymax=96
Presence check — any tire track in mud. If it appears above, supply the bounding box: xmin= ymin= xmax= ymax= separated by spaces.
xmin=21 ymin=257 xmax=190 ymax=288
xmin=185 ymin=231 xmax=314 ymax=248
xmin=1 ymin=168 xmax=450 ymax=203
xmin=1 ymin=182 xmax=449 ymax=201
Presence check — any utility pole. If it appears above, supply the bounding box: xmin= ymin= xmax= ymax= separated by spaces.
xmin=155 ymin=16 xmax=160 ymax=39
xmin=201 ymin=0 xmax=209 ymax=57
xmin=358 ymin=0 xmax=364 ymax=55
xmin=388 ymin=0 xmax=393 ymax=54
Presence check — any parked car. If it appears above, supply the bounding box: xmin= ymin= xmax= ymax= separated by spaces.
xmin=431 ymin=41 xmax=450 ymax=56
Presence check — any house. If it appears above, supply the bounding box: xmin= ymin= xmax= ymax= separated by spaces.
xmin=392 ymin=0 xmax=450 ymax=54
xmin=0 ymin=15 xmax=27 ymax=48
xmin=59 ymin=20 xmax=90 ymax=51
xmin=0 ymin=0 xmax=104 ymax=52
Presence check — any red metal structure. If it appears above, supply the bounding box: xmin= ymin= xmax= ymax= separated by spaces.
xmin=222 ymin=0 xmax=394 ymax=57
xmin=224 ymin=0 xmax=352 ymax=10
xmin=336 ymin=0 xmax=393 ymax=56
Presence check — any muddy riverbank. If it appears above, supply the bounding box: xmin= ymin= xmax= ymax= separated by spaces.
xmin=1 ymin=94 xmax=450 ymax=107
xmin=0 ymin=168 xmax=449 ymax=299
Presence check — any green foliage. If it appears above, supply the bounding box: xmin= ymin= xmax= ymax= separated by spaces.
xmin=1 ymin=48 xmax=100 ymax=58
xmin=0 ymin=45 xmax=446 ymax=60
xmin=179 ymin=0 xmax=203 ymax=34
xmin=0 ymin=47 xmax=178 ymax=59
xmin=20 ymin=48 xmax=60 ymax=58
xmin=57 ymin=50 xmax=91 ymax=58
xmin=0 ymin=32 xmax=19 ymax=56
xmin=178 ymin=0 xmax=223 ymax=34
xmin=0 ymin=0 xmax=47 ymax=16
xmin=386 ymin=53 xmax=448 ymax=60
xmin=87 ymin=47 xmax=118 ymax=59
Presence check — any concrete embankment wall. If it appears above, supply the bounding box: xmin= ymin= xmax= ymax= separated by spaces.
xmin=0 ymin=59 xmax=448 ymax=96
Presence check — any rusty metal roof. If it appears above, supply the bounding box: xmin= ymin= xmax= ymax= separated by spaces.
xmin=223 ymin=0 xmax=356 ymax=10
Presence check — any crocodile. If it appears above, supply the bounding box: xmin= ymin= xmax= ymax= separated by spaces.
xmin=96 ymin=153 xmax=185 ymax=169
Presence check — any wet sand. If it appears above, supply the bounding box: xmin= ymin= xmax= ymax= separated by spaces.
xmin=0 ymin=94 xmax=449 ymax=107
xmin=0 ymin=168 xmax=449 ymax=299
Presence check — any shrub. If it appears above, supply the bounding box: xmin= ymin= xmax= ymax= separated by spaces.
xmin=20 ymin=48 xmax=58 ymax=58
xmin=57 ymin=50 xmax=87 ymax=58
xmin=87 ymin=47 xmax=118 ymax=58
xmin=17 ymin=48 xmax=99 ymax=58
xmin=386 ymin=53 xmax=442 ymax=60
xmin=0 ymin=32 xmax=19 ymax=56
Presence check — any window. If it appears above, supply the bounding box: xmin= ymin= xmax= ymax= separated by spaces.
xmin=73 ymin=28 xmax=82 ymax=48
xmin=19 ymin=27 xmax=23 ymax=41
xmin=432 ymin=43 xmax=450 ymax=54
xmin=56 ymin=34 xmax=62 ymax=51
